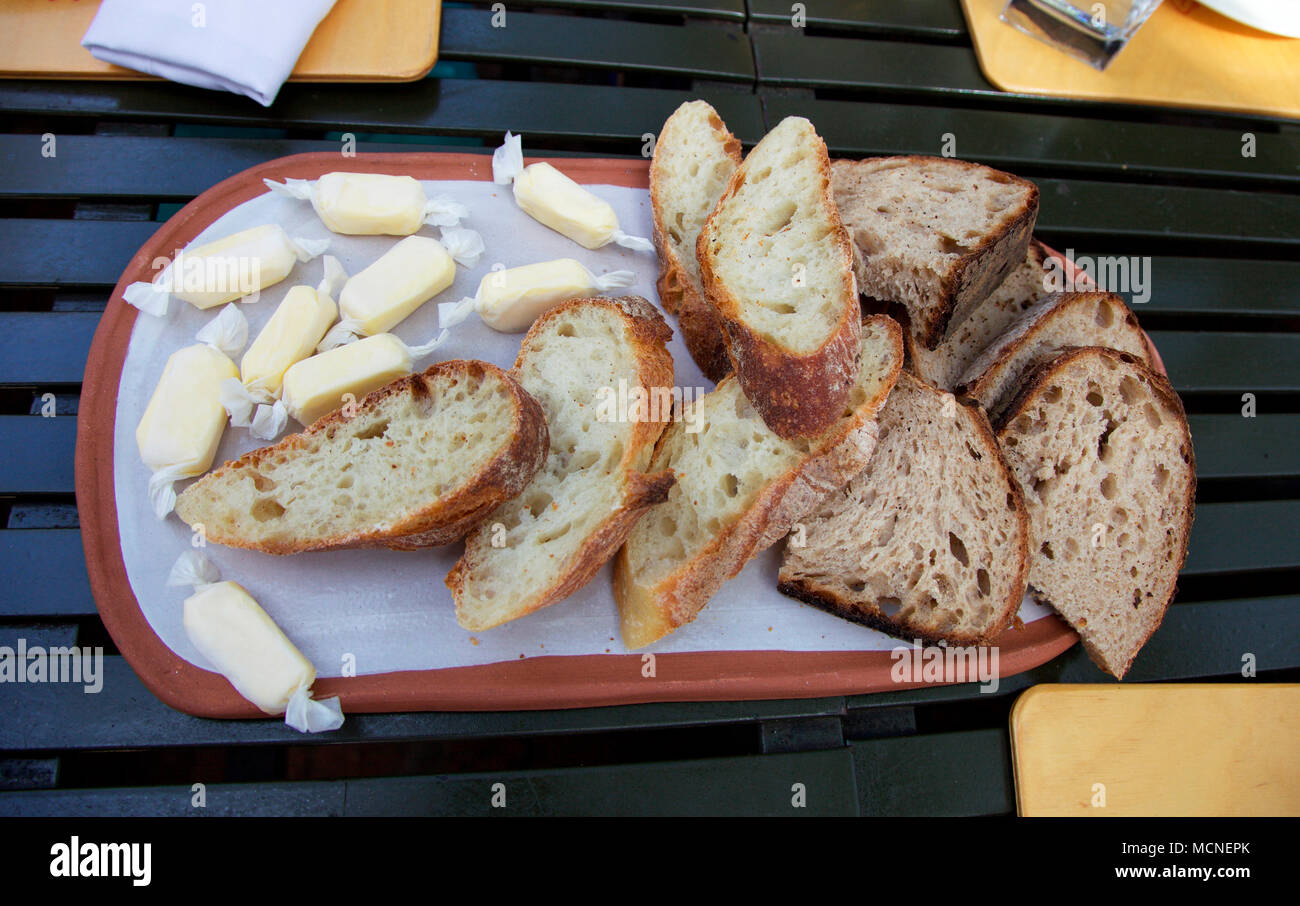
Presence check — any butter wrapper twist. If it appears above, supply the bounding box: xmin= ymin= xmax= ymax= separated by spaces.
xmin=264 ymin=172 xmax=469 ymax=236
xmin=166 ymin=551 xmax=344 ymax=734
xmin=122 ymin=224 xmax=330 ymax=317
xmin=492 ymin=132 xmax=654 ymax=252
xmin=439 ymin=258 xmax=636 ymax=332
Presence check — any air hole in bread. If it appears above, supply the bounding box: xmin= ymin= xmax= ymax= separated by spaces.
xmin=1100 ymin=474 xmax=1118 ymax=500
xmin=948 ymin=532 xmax=969 ymax=567
xmin=555 ymin=322 xmax=577 ymax=338
xmin=524 ymin=491 xmax=553 ymax=517
xmin=1143 ymin=402 xmax=1163 ymax=429
xmin=354 ymin=419 xmax=390 ymax=441
xmin=938 ymin=235 xmax=965 ymax=255
xmin=1085 ymin=390 xmax=1104 ymax=407
xmin=250 ymin=472 xmax=275 ymax=492
xmin=1095 ymin=300 xmax=1115 ymax=328
xmin=965 ymin=442 xmax=982 ymax=461
xmin=1043 ymin=385 xmax=1063 ymax=405
xmin=976 ymin=568 xmax=991 ymax=597
xmin=853 ymin=228 xmax=885 ymax=257
xmin=336 ymin=474 xmax=353 ymax=490
xmin=721 ymin=473 xmax=740 ymax=497
xmin=250 ymin=498 xmax=285 ymax=523
xmin=1065 ymin=537 xmax=1080 ymax=557
xmin=879 ymin=596 xmax=902 ymax=616
xmin=762 ymin=200 xmax=798 ymax=235
xmin=1041 ymin=541 xmax=1054 ymax=560
xmin=1119 ymin=376 xmax=1141 ymax=405
xmin=537 ymin=521 xmax=571 ymax=544
xmin=1154 ymin=464 xmax=1169 ymax=490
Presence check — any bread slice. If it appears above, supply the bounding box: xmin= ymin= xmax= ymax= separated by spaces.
xmin=907 ymin=239 xmax=1053 ymax=389
xmin=650 ymin=100 xmax=742 ymax=382
xmin=698 ymin=116 xmax=861 ymax=438
xmin=778 ymin=372 xmax=1030 ymax=646
xmin=996 ymin=347 xmax=1194 ymax=678
xmin=174 ymin=361 xmax=549 ymax=554
xmin=615 ymin=315 xmax=903 ymax=649
xmin=957 ymin=291 xmax=1150 ymax=421
xmin=832 ymin=155 xmax=1039 ymax=350
xmin=447 ymin=295 xmax=676 ymax=631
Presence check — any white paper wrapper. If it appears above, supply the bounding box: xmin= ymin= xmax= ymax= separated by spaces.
xmin=113 ymin=176 xmax=1053 ymax=684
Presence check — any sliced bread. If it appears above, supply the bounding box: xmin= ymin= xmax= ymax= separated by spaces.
xmin=615 ymin=314 xmax=903 ymax=649
xmin=907 ymin=239 xmax=1053 ymax=389
xmin=650 ymin=100 xmax=742 ymax=381
xmin=996 ymin=347 xmax=1195 ymax=679
xmin=832 ymin=155 xmax=1039 ymax=350
xmin=174 ymin=361 xmax=549 ymax=554
xmin=957 ymin=291 xmax=1150 ymax=420
xmin=447 ymin=295 xmax=676 ymax=631
xmin=778 ymin=372 xmax=1030 ymax=646
xmin=698 ymin=116 xmax=862 ymax=438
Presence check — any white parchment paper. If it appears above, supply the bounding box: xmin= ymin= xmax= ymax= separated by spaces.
xmin=112 ymin=176 xmax=1051 ymax=679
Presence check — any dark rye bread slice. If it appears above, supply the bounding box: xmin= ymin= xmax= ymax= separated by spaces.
xmin=832 ymin=155 xmax=1039 ymax=350
xmin=907 ymin=239 xmax=1053 ymax=389
xmin=778 ymin=371 xmax=1030 ymax=646
xmin=957 ymin=291 xmax=1151 ymax=421
xmin=615 ymin=315 xmax=903 ymax=649
xmin=996 ymin=347 xmax=1195 ymax=679
xmin=649 ymin=100 xmax=742 ymax=381
xmin=175 ymin=361 xmax=549 ymax=554
xmin=698 ymin=116 xmax=862 ymax=438
xmin=447 ymin=295 xmax=676 ymax=631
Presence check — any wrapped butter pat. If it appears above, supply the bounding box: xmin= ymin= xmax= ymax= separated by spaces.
xmin=264 ymin=172 xmax=469 ymax=235
xmin=220 ymin=256 xmax=346 ymax=441
xmin=439 ymin=258 xmax=636 ymax=332
xmin=137 ymin=305 xmax=248 ymax=518
xmin=123 ymin=224 xmax=330 ymax=318
xmin=281 ymin=329 xmax=449 ymax=426
xmin=318 ymin=229 xmax=484 ymax=350
xmin=492 ymin=132 xmax=653 ymax=252
xmin=167 ymin=551 xmax=344 ymax=733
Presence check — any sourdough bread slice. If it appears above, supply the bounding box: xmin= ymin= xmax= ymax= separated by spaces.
xmin=996 ymin=347 xmax=1195 ymax=679
xmin=698 ymin=116 xmax=861 ymax=437
xmin=957 ymin=291 xmax=1150 ymax=421
xmin=907 ymin=239 xmax=1053 ymax=389
xmin=778 ymin=372 xmax=1030 ymax=645
xmin=615 ymin=315 xmax=903 ymax=649
xmin=447 ymin=295 xmax=676 ymax=631
xmin=832 ymin=155 xmax=1039 ymax=350
xmin=650 ymin=100 xmax=742 ymax=381
xmin=174 ymin=361 xmax=549 ymax=553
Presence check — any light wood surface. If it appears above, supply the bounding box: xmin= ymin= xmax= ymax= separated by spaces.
xmin=0 ymin=0 xmax=440 ymax=82
xmin=961 ymin=0 xmax=1300 ymax=119
xmin=1011 ymin=683 xmax=1300 ymax=816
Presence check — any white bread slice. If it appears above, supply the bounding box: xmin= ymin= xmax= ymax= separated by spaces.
xmin=175 ymin=361 xmax=549 ymax=554
xmin=447 ymin=295 xmax=676 ymax=631
xmin=832 ymin=155 xmax=1038 ymax=350
xmin=778 ymin=372 xmax=1030 ymax=646
xmin=996 ymin=347 xmax=1195 ymax=679
xmin=698 ymin=116 xmax=861 ymax=438
xmin=907 ymin=239 xmax=1052 ymax=389
xmin=650 ymin=100 xmax=742 ymax=381
xmin=615 ymin=315 xmax=903 ymax=649
xmin=957 ymin=291 xmax=1150 ymax=421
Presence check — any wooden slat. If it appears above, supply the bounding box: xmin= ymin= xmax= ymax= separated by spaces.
xmin=1184 ymin=501 xmax=1300 ymax=576
xmin=1187 ymin=415 xmax=1300 ymax=480
xmin=0 ymin=220 xmax=155 ymax=287
xmin=439 ymin=7 xmax=754 ymax=81
xmin=523 ymin=0 xmax=746 ymax=19
xmin=853 ymin=729 xmax=1013 ymax=815
xmin=768 ymin=95 xmax=1300 ymax=189
xmin=0 ymin=79 xmax=768 ymax=144
xmin=1136 ymin=258 xmax=1300 ymax=317
xmin=0 ymin=313 xmax=99 ymax=384
xmin=0 ymin=416 xmax=75 ymax=494
xmin=1151 ymin=332 xmax=1300 ymax=394
xmin=0 ymin=530 xmax=94 ymax=618
xmin=0 ymin=749 xmax=857 ymax=816
xmin=750 ymin=0 xmax=967 ymax=38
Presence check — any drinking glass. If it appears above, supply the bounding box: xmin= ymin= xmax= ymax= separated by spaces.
xmin=1001 ymin=0 xmax=1165 ymax=70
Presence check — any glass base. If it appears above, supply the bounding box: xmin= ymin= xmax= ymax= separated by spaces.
xmin=1001 ymin=0 xmax=1161 ymax=71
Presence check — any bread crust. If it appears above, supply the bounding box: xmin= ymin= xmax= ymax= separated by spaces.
xmin=615 ymin=315 xmax=904 ymax=648
xmin=649 ymin=101 xmax=741 ymax=381
xmin=956 ymin=291 xmax=1148 ymax=418
xmin=832 ymin=155 xmax=1039 ymax=350
xmin=776 ymin=374 xmax=1031 ymax=647
xmin=698 ymin=120 xmax=862 ymax=438
xmin=446 ymin=295 xmax=678 ymax=629
xmin=994 ymin=347 xmax=1196 ymax=678
xmin=175 ymin=360 xmax=550 ymax=555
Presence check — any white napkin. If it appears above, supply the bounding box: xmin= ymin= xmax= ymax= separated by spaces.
xmin=81 ymin=0 xmax=338 ymax=107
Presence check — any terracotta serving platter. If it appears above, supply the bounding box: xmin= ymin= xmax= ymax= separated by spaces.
xmin=78 ymin=151 xmax=1094 ymax=718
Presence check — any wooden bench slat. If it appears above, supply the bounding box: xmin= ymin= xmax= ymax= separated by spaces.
xmin=853 ymin=729 xmax=1013 ymax=816
xmin=439 ymin=7 xmax=754 ymax=81
xmin=0 ymin=313 xmax=99 ymax=384
xmin=1187 ymin=414 xmax=1300 ymax=480
xmin=1184 ymin=501 xmax=1300 ymax=575
xmin=1150 ymin=332 xmax=1300 ymax=393
xmin=0 ymin=530 xmax=94 ymax=617
xmin=750 ymin=0 xmax=967 ymax=38
xmin=0 ymin=416 xmax=75 ymax=494
xmin=523 ymin=0 xmax=746 ymax=19
xmin=0 ymin=220 xmax=155 ymax=287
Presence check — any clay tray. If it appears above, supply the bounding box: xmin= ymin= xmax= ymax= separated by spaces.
xmin=78 ymin=151 xmax=1090 ymax=718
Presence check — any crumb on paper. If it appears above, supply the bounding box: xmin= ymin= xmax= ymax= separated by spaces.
xmin=1013 ymin=614 xmax=1025 ymax=631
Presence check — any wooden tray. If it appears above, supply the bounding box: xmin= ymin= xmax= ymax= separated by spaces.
xmin=1011 ymin=684 xmax=1300 ymax=816
xmin=0 ymin=0 xmax=440 ymax=83
xmin=77 ymin=151 xmax=1082 ymax=718
xmin=961 ymin=0 xmax=1300 ymax=120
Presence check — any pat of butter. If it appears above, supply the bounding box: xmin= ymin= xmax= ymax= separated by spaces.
xmin=136 ymin=343 xmax=239 ymax=476
xmin=157 ymin=224 xmax=326 ymax=310
xmin=182 ymin=581 xmax=315 ymax=715
xmin=479 ymin=258 xmax=634 ymax=331
xmin=339 ymin=235 xmax=456 ymax=336
xmin=313 ymin=172 xmax=428 ymax=235
xmin=241 ymin=282 xmax=338 ymax=398
xmin=280 ymin=333 xmax=413 ymax=426
xmin=513 ymin=163 xmax=621 ymax=250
